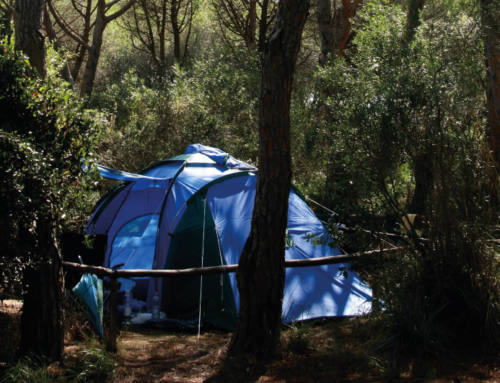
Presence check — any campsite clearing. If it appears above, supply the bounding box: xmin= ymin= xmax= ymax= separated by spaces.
xmin=1 ymin=301 xmax=499 ymax=382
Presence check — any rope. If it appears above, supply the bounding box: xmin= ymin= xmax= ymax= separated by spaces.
xmin=197 ymin=197 xmax=207 ymax=340
xmin=305 ymin=196 xmax=339 ymax=216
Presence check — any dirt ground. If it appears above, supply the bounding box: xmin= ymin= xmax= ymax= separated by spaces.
xmin=110 ymin=326 xmax=500 ymax=383
xmin=1 ymin=301 xmax=499 ymax=383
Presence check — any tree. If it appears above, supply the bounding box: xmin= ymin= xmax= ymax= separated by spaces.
xmin=48 ymin=0 xmax=136 ymax=97
xmin=14 ymin=0 xmax=46 ymax=77
xmin=43 ymin=4 xmax=74 ymax=86
xmin=403 ymin=0 xmax=431 ymax=215
xmin=228 ymin=0 xmax=309 ymax=360
xmin=0 ymin=41 xmax=97 ymax=361
xmin=122 ymin=0 xmax=194 ymax=70
xmin=80 ymin=0 xmax=136 ymax=97
xmin=46 ymin=0 xmax=94 ymax=82
xmin=480 ymin=0 xmax=500 ymax=204
xmin=213 ymin=0 xmax=276 ymax=51
xmin=317 ymin=0 xmax=363 ymax=66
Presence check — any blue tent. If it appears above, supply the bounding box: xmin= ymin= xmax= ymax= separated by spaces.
xmin=86 ymin=144 xmax=372 ymax=329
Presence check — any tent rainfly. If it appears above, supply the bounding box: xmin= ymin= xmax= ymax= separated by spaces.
xmin=86 ymin=144 xmax=372 ymax=329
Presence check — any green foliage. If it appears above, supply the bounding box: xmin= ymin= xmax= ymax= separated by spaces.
xmin=282 ymin=322 xmax=312 ymax=355
xmin=307 ymin=0 xmax=499 ymax=362
xmin=0 ymin=355 xmax=56 ymax=383
xmin=91 ymin=69 xmax=173 ymax=171
xmin=66 ymin=345 xmax=115 ymax=382
xmin=0 ymin=345 xmax=115 ymax=383
xmin=169 ymin=45 xmax=260 ymax=162
xmin=0 ymin=38 xmax=100 ymax=295
xmin=91 ymin=44 xmax=260 ymax=171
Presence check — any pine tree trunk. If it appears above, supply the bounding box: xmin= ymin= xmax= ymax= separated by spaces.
xmin=411 ymin=151 xmax=433 ymax=215
xmin=405 ymin=0 xmax=425 ymax=43
xmin=228 ymin=0 xmax=309 ymax=360
xmin=18 ymin=217 xmax=64 ymax=361
xmin=80 ymin=0 xmax=106 ymax=97
xmin=246 ymin=0 xmax=256 ymax=48
xmin=170 ymin=0 xmax=181 ymax=62
xmin=257 ymin=0 xmax=269 ymax=51
xmin=317 ymin=0 xmax=333 ymax=66
xmin=14 ymin=0 xmax=46 ymax=77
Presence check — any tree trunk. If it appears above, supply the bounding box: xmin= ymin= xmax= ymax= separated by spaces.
xmin=411 ymin=151 xmax=433 ymax=214
xmin=18 ymin=216 xmax=64 ymax=361
xmin=317 ymin=0 xmax=361 ymax=65
xmin=170 ymin=0 xmax=181 ymax=62
xmin=71 ymin=0 xmax=92 ymax=81
xmin=405 ymin=0 xmax=425 ymax=43
xmin=257 ymin=0 xmax=269 ymax=51
xmin=247 ymin=0 xmax=256 ymax=48
xmin=14 ymin=0 xmax=46 ymax=77
xmin=332 ymin=1 xmax=360 ymax=58
xmin=480 ymin=0 xmax=500 ymax=205
xmin=80 ymin=0 xmax=106 ymax=97
xmin=228 ymin=0 xmax=309 ymax=360
xmin=317 ymin=0 xmax=333 ymax=66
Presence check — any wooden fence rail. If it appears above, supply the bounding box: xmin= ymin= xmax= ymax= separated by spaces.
xmin=62 ymin=246 xmax=403 ymax=352
xmin=62 ymin=246 xmax=403 ymax=278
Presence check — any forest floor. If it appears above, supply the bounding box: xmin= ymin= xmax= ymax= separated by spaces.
xmin=1 ymin=300 xmax=499 ymax=382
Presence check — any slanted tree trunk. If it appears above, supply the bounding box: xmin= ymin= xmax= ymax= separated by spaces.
xmin=18 ymin=213 xmax=64 ymax=361
xmin=80 ymin=1 xmax=106 ymax=97
xmin=317 ymin=0 xmax=362 ymax=65
xmin=480 ymin=0 xmax=500 ymax=206
xmin=228 ymin=0 xmax=309 ymax=360
xmin=71 ymin=0 xmax=92 ymax=81
xmin=14 ymin=0 xmax=46 ymax=77
xmin=80 ymin=0 xmax=135 ymax=97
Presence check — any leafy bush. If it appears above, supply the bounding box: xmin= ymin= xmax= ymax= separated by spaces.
xmin=0 ymin=355 xmax=56 ymax=383
xmin=91 ymin=44 xmax=260 ymax=172
xmin=0 ymin=38 xmax=100 ymax=295
xmin=66 ymin=345 xmax=115 ymax=382
xmin=309 ymin=0 xmax=499 ymax=364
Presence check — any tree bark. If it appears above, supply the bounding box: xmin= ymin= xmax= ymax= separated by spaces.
xmin=170 ymin=0 xmax=181 ymax=62
xmin=404 ymin=0 xmax=425 ymax=43
xmin=80 ymin=0 xmax=106 ymax=97
xmin=228 ymin=0 xmax=309 ymax=360
xmin=317 ymin=0 xmax=333 ymax=66
xmin=80 ymin=0 xmax=136 ymax=97
xmin=18 ymin=215 xmax=64 ymax=361
xmin=480 ymin=0 xmax=500 ymax=205
xmin=317 ymin=0 xmax=362 ymax=65
xmin=246 ymin=0 xmax=256 ymax=47
xmin=257 ymin=0 xmax=270 ymax=51
xmin=14 ymin=0 xmax=46 ymax=77
xmin=404 ymin=0 xmax=432 ymax=215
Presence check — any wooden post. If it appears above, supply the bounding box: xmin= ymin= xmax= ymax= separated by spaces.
xmin=105 ymin=276 xmax=119 ymax=352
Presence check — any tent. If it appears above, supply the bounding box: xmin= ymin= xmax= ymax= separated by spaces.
xmin=86 ymin=144 xmax=372 ymax=329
